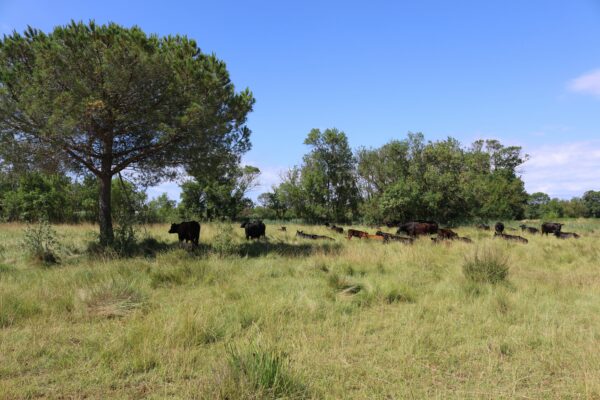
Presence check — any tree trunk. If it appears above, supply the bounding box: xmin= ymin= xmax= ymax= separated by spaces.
xmin=98 ymin=173 xmax=114 ymax=246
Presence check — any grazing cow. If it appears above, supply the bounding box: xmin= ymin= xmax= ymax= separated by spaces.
xmin=296 ymin=231 xmax=334 ymax=241
xmin=519 ymin=225 xmax=539 ymax=234
xmin=241 ymin=220 xmax=266 ymax=240
xmin=375 ymin=231 xmax=414 ymax=244
xmin=495 ymin=222 xmax=505 ymax=234
xmin=494 ymin=232 xmax=528 ymax=244
xmin=555 ymin=231 xmax=580 ymax=239
xmin=347 ymin=229 xmax=369 ymax=240
xmin=476 ymin=224 xmax=491 ymax=231
xmin=437 ymin=228 xmax=459 ymax=240
xmin=278 ymin=226 xmax=287 ymax=232
xmin=168 ymin=221 xmax=201 ymax=247
xmin=396 ymin=221 xmax=439 ymax=237
xmin=542 ymin=222 xmax=563 ymax=236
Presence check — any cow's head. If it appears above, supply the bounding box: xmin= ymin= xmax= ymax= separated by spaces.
xmin=168 ymin=223 xmax=180 ymax=233
xmin=240 ymin=221 xmax=248 ymax=228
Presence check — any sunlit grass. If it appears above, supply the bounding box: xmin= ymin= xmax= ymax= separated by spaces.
xmin=1 ymin=220 xmax=600 ymax=398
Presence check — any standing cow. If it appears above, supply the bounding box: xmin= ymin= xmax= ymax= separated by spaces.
xmin=495 ymin=222 xmax=505 ymax=234
xmin=541 ymin=222 xmax=563 ymax=236
xmin=241 ymin=220 xmax=266 ymax=240
xmin=168 ymin=221 xmax=201 ymax=247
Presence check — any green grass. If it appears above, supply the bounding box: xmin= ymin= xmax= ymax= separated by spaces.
xmin=1 ymin=220 xmax=600 ymax=398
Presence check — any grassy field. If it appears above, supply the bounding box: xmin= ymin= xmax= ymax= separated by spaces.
xmin=1 ymin=220 xmax=600 ymax=399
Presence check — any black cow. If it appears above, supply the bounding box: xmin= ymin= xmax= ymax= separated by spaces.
xmin=375 ymin=231 xmax=414 ymax=244
xmin=397 ymin=221 xmax=438 ymax=237
xmin=555 ymin=231 xmax=580 ymax=239
xmin=542 ymin=222 xmax=563 ymax=236
xmin=241 ymin=220 xmax=266 ymax=240
xmin=296 ymin=231 xmax=334 ymax=241
xmin=519 ymin=224 xmax=539 ymax=234
xmin=168 ymin=221 xmax=200 ymax=246
xmin=494 ymin=232 xmax=528 ymax=244
xmin=495 ymin=222 xmax=505 ymax=234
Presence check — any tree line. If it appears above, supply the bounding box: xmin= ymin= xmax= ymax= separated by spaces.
xmin=254 ymin=129 xmax=600 ymax=224
xmin=1 ymin=22 xmax=599 ymax=243
xmin=3 ymin=129 xmax=599 ymax=226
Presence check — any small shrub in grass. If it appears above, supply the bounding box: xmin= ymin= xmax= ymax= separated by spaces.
xmin=463 ymin=247 xmax=509 ymax=284
xmin=224 ymin=344 xmax=309 ymax=399
xmin=327 ymin=273 xmax=363 ymax=294
xmin=385 ymin=286 xmax=417 ymax=304
xmin=212 ymin=222 xmax=238 ymax=256
xmin=22 ymin=220 xmax=61 ymax=265
xmin=78 ymin=277 xmax=147 ymax=318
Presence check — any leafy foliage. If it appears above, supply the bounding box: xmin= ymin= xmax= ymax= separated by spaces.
xmin=22 ymin=220 xmax=62 ymax=265
xmin=0 ymin=21 xmax=254 ymax=244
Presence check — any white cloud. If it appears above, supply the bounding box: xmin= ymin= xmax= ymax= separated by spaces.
xmin=568 ymin=69 xmax=600 ymax=97
xmin=522 ymin=141 xmax=600 ymax=198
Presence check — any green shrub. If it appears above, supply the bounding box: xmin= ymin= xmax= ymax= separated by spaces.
xmin=463 ymin=247 xmax=509 ymax=284
xmin=212 ymin=223 xmax=238 ymax=256
xmin=22 ymin=220 xmax=61 ymax=265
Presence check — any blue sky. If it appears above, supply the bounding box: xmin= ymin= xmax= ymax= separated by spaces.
xmin=2 ymin=0 xmax=599 ymax=200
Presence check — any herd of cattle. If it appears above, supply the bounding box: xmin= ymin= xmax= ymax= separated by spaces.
xmin=167 ymin=219 xmax=581 ymax=247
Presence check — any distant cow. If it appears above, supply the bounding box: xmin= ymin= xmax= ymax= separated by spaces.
xmin=168 ymin=221 xmax=200 ymax=247
xmin=241 ymin=220 xmax=266 ymax=240
xmin=397 ymin=221 xmax=438 ymax=237
xmin=555 ymin=231 xmax=580 ymax=239
xmin=437 ymin=228 xmax=459 ymax=240
xmin=542 ymin=222 xmax=563 ymax=236
xmin=347 ymin=229 xmax=369 ymax=240
xmin=476 ymin=224 xmax=490 ymax=231
xmin=494 ymin=232 xmax=528 ymax=244
xmin=329 ymin=225 xmax=344 ymax=234
xmin=495 ymin=222 xmax=505 ymax=234
xmin=296 ymin=230 xmax=334 ymax=241
xmin=375 ymin=231 xmax=414 ymax=244
xmin=519 ymin=224 xmax=539 ymax=234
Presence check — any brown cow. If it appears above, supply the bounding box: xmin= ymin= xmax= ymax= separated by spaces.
xmin=347 ymin=229 xmax=369 ymax=240
xmin=437 ymin=228 xmax=458 ymax=240
xmin=397 ymin=221 xmax=438 ymax=237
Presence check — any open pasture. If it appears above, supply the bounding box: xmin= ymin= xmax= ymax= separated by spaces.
xmin=1 ymin=220 xmax=600 ymax=399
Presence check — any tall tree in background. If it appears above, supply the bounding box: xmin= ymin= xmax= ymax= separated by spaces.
xmin=300 ymin=128 xmax=358 ymax=222
xmin=179 ymin=165 xmax=260 ymax=220
xmin=0 ymin=21 xmax=254 ymax=245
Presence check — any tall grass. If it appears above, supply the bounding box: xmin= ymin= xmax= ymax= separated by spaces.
xmin=1 ymin=221 xmax=600 ymax=398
